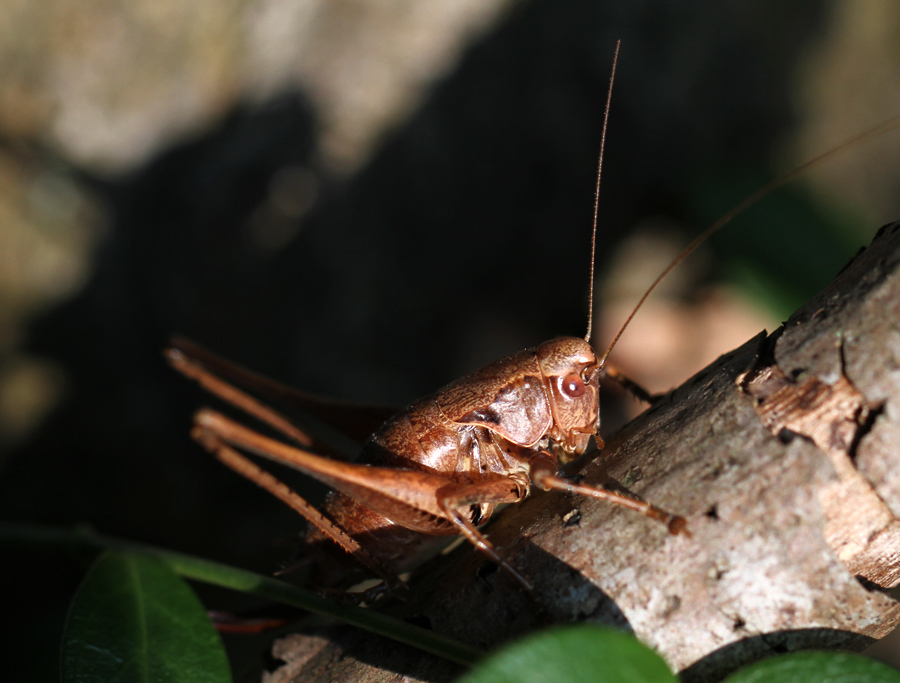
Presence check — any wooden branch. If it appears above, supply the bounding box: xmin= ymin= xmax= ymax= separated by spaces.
xmin=263 ymin=222 xmax=900 ymax=683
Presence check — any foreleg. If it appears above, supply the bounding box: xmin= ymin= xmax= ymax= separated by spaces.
xmin=437 ymin=476 xmax=532 ymax=590
xmin=529 ymin=455 xmax=688 ymax=536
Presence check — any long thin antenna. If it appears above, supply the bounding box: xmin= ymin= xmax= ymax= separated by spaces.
xmin=585 ymin=40 xmax=621 ymax=343
xmin=597 ymin=111 xmax=900 ymax=369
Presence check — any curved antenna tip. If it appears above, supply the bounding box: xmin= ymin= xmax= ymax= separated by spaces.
xmin=585 ymin=39 xmax=621 ymax=344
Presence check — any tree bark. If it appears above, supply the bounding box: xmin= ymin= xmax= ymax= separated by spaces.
xmin=263 ymin=222 xmax=900 ymax=683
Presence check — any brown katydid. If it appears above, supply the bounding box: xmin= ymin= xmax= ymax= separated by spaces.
xmin=168 ymin=44 xmax=678 ymax=594
xmin=167 ymin=42 xmax=900 ymax=594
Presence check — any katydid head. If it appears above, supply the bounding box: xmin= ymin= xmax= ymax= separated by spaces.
xmin=562 ymin=43 xmax=900 ymax=468
xmin=536 ymin=337 xmax=601 ymax=461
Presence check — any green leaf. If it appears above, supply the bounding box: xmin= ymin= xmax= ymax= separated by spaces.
xmin=2 ymin=523 xmax=481 ymax=665
xmin=724 ymin=650 xmax=900 ymax=683
xmin=456 ymin=626 xmax=675 ymax=683
xmin=62 ymin=550 xmax=230 ymax=683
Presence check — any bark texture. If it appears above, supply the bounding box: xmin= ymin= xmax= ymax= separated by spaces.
xmin=263 ymin=222 xmax=900 ymax=683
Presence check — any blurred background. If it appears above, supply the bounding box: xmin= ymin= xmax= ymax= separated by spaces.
xmin=1 ymin=0 xmax=899 ymax=679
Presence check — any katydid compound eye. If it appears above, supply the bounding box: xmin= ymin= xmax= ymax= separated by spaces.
xmin=561 ymin=373 xmax=586 ymax=398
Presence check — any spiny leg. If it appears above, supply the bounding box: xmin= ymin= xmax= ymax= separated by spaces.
xmin=530 ymin=455 xmax=689 ymax=536
xmin=167 ymin=337 xmax=394 ymax=441
xmin=437 ymin=476 xmax=533 ymax=591
xmin=191 ymin=423 xmax=407 ymax=594
xmin=195 ymin=410 xmax=534 ymax=583
xmin=168 ymin=347 xmax=319 ymax=449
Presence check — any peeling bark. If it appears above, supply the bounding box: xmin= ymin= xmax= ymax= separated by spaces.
xmin=263 ymin=222 xmax=900 ymax=683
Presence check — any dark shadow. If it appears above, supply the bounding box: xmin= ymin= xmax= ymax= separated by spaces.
xmin=1 ymin=91 xmax=321 ymax=567
xmin=288 ymin=541 xmax=631 ymax=681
